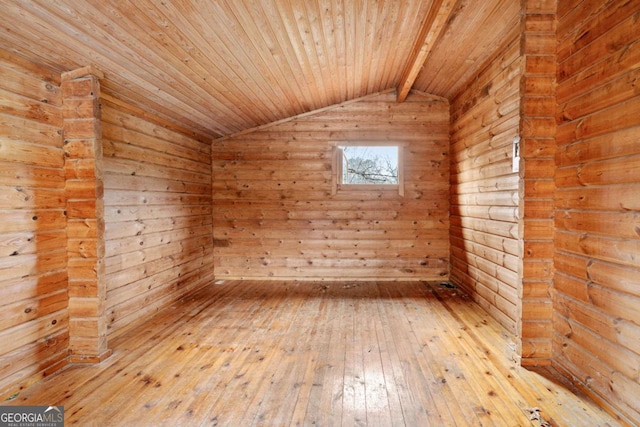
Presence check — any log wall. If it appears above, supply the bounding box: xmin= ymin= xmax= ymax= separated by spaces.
xmin=0 ymin=50 xmax=68 ymax=397
xmin=0 ymin=50 xmax=217 ymax=395
xmin=555 ymin=1 xmax=640 ymax=424
xmin=212 ymin=91 xmax=449 ymax=281
xmin=102 ymin=98 xmax=215 ymax=339
xmin=449 ymin=28 xmax=522 ymax=336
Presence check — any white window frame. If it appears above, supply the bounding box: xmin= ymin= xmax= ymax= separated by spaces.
xmin=331 ymin=142 xmax=404 ymax=196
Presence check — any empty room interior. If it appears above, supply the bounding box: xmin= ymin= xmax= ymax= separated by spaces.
xmin=1 ymin=0 xmax=639 ymax=425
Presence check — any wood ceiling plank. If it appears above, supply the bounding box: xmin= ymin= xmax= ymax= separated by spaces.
xmin=0 ymin=16 xmax=213 ymax=143
xmin=250 ymin=1 xmax=318 ymax=111
xmin=376 ymin=0 xmax=424 ymax=94
xmin=0 ymin=0 xmax=517 ymax=138
xmin=419 ymin=0 xmax=486 ymax=91
xmin=437 ymin=1 xmax=521 ymax=97
xmin=387 ymin=1 xmax=436 ymax=92
xmin=379 ymin=1 xmax=412 ymax=91
xmin=342 ymin=0 xmax=357 ymax=100
xmin=100 ymin=80 xmax=219 ymax=140
xmin=317 ymin=0 xmax=344 ymax=104
xmin=182 ymin=0 xmax=292 ymax=122
xmin=0 ymin=16 xmax=74 ymax=76
xmin=353 ymin=0 xmax=367 ymax=98
xmin=220 ymin=0 xmax=308 ymax=117
xmin=112 ymin=0 xmax=261 ymax=131
xmin=302 ymin=0 xmax=339 ymax=105
xmin=361 ymin=0 xmax=402 ymax=95
xmin=289 ymin=0 xmax=331 ymax=105
xmin=375 ymin=0 xmax=401 ymax=91
xmin=50 ymin=1 xmax=235 ymax=133
xmin=328 ymin=0 xmax=348 ymax=104
xmin=273 ymin=0 xmax=326 ymax=111
xmin=361 ymin=0 xmax=378 ymax=94
xmin=101 ymin=94 xmax=212 ymax=145
xmin=137 ymin=1 xmax=275 ymax=129
xmin=135 ymin=0 xmax=286 ymax=131
xmin=1 ymin=1 xmax=224 ymax=138
xmin=416 ymin=0 xmax=520 ymax=99
xmin=396 ymin=0 xmax=457 ymax=102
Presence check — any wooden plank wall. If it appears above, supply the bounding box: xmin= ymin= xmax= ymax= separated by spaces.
xmin=212 ymin=91 xmax=449 ymax=281
xmin=555 ymin=1 xmax=640 ymax=424
xmin=449 ymin=27 xmax=522 ymax=336
xmin=0 ymin=50 xmax=69 ymax=397
xmin=101 ymin=98 xmax=215 ymax=339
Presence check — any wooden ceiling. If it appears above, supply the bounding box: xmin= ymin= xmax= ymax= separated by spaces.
xmin=0 ymin=0 xmax=520 ymax=140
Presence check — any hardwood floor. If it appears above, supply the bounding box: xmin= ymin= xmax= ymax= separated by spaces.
xmin=5 ymin=281 xmax=621 ymax=426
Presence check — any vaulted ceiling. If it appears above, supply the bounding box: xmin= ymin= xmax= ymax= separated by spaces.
xmin=0 ymin=0 xmax=520 ymax=140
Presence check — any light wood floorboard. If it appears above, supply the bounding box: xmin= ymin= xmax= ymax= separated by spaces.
xmin=5 ymin=281 xmax=621 ymax=426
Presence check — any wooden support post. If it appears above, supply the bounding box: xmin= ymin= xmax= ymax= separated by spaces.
xmin=517 ymin=0 xmax=556 ymax=366
xmin=62 ymin=66 xmax=112 ymax=363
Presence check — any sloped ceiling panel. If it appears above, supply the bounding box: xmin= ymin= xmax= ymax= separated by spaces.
xmin=413 ymin=0 xmax=522 ymax=98
xmin=0 ymin=0 xmax=519 ymax=140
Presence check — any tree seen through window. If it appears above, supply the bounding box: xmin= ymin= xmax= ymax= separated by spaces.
xmin=340 ymin=145 xmax=398 ymax=184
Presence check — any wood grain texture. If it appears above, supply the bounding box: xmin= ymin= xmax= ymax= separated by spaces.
xmin=5 ymin=281 xmax=622 ymax=426
xmin=554 ymin=1 xmax=640 ymax=424
xmin=0 ymin=0 xmax=520 ymax=138
xmin=397 ymin=0 xmax=456 ymax=102
xmin=518 ymin=4 xmax=557 ymax=366
xmin=415 ymin=0 xmax=522 ymax=98
xmin=102 ymin=98 xmax=215 ymax=340
xmin=0 ymin=49 xmax=69 ymax=398
xmin=1 ymin=3 xmax=639 ymax=423
xmin=62 ymin=68 xmax=111 ymax=364
xmin=449 ymin=27 xmax=522 ymax=338
xmin=212 ymin=91 xmax=450 ymax=281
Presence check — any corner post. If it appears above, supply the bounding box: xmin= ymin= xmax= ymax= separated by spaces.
xmin=62 ymin=66 xmax=112 ymax=363
xmin=517 ymin=0 xmax=557 ymax=366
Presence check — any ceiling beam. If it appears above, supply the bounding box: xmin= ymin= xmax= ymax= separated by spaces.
xmin=396 ymin=0 xmax=458 ymax=103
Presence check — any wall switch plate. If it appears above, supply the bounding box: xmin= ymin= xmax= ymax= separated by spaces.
xmin=512 ymin=136 xmax=520 ymax=173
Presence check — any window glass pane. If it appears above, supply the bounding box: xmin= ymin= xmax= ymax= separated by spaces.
xmin=340 ymin=146 xmax=398 ymax=184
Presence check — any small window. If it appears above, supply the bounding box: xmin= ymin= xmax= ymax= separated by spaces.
xmin=332 ymin=144 xmax=404 ymax=195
